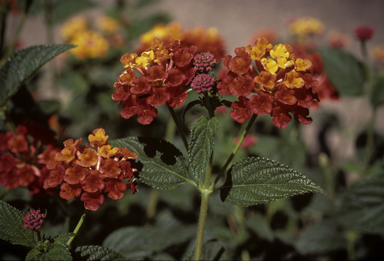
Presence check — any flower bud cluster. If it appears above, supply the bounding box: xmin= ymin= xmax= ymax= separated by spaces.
xmin=43 ymin=128 xmax=138 ymax=211
xmin=23 ymin=209 xmax=45 ymax=231
xmin=193 ymin=52 xmax=217 ymax=72
xmin=191 ymin=74 xmax=215 ymax=93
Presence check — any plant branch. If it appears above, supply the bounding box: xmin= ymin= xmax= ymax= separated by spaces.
xmin=166 ymin=103 xmax=188 ymax=150
xmin=214 ymin=114 xmax=258 ymax=185
xmin=3 ymin=11 xmax=27 ymax=61
xmin=67 ymin=210 xmax=87 ymax=247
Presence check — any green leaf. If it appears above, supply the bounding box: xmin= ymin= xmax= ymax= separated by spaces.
xmin=338 ymin=173 xmax=384 ymax=234
xmin=0 ymin=44 xmax=76 ymax=107
xmin=318 ymin=47 xmax=365 ymax=96
xmin=103 ymin=210 xmax=195 ymax=259
xmin=26 ymin=242 xmax=72 ymax=261
xmin=0 ymin=200 xmax=36 ymax=247
xmin=370 ymin=74 xmax=384 ymax=108
xmin=220 ymin=157 xmax=324 ymax=207
xmin=51 ymin=0 xmax=97 ymax=24
xmin=110 ymin=137 xmax=192 ymax=189
xmin=295 ymin=219 xmax=346 ymax=255
xmin=188 ymin=116 xmax=220 ymax=184
xmin=76 ymin=246 xmax=127 ymax=261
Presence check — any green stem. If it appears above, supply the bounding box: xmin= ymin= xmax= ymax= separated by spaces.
xmin=362 ymin=107 xmax=377 ymax=175
xmin=146 ymin=188 xmax=158 ymax=223
xmin=194 ymin=189 xmax=212 ymax=261
xmin=166 ymin=103 xmax=188 ymax=150
xmin=67 ymin=210 xmax=87 ymax=246
xmin=214 ymin=114 xmax=258 ymax=185
xmin=3 ymin=11 xmax=27 ymax=61
xmin=203 ymin=92 xmax=215 ymax=119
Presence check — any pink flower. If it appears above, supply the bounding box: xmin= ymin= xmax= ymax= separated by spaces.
xmin=354 ymin=25 xmax=375 ymax=41
xmin=23 ymin=209 xmax=45 ymax=231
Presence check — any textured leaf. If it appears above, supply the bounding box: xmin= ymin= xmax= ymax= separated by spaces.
xmin=76 ymin=246 xmax=127 ymax=261
xmin=110 ymin=137 xmax=192 ymax=189
xmin=26 ymin=242 xmax=72 ymax=261
xmin=188 ymin=116 xmax=220 ymax=183
xmin=0 ymin=200 xmax=36 ymax=247
xmin=338 ymin=173 xmax=384 ymax=234
xmin=370 ymin=74 xmax=384 ymax=108
xmin=103 ymin=210 xmax=195 ymax=259
xmin=52 ymin=0 xmax=97 ymax=24
xmin=296 ymin=219 xmax=346 ymax=255
xmin=220 ymin=157 xmax=324 ymax=207
xmin=318 ymin=47 xmax=365 ymax=96
xmin=0 ymin=44 xmax=76 ymax=107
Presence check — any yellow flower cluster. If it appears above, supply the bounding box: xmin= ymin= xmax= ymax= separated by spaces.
xmin=372 ymin=45 xmax=384 ymax=63
xmin=140 ymin=22 xmax=183 ymax=44
xmin=289 ymin=17 xmax=324 ymax=37
xmin=61 ymin=15 xmax=122 ymax=59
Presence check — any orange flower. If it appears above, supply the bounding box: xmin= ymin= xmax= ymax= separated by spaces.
xmin=88 ymin=128 xmax=108 ymax=148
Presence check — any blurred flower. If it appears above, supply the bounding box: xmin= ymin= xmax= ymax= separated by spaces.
xmin=218 ymin=37 xmax=319 ymax=129
xmin=69 ymin=30 xmax=109 ymax=59
xmin=250 ymin=28 xmax=278 ymax=45
xmin=328 ymin=30 xmax=350 ymax=49
xmin=233 ymin=135 xmax=257 ymax=149
xmin=354 ymin=25 xmax=375 ymax=41
xmin=61 ymin=16 xmax=88 ymax=41
xmin=113 ymin=39 xmax=197 ymax=125
xmin=136 ymin=22 xmax=226 ymax=60
xmin=371 ymin=45 xmax=384 ymax=63
xmin=43 ymin=128 xmax=138 ymax=211
xmin=23 ymin=209 xmax=45 ymax=231
xmin=288 ymin=17 xmax=324 ymax=38
xmin=0 ymin=124 xmax=59 ymax=195
xmin=215 ymin=106 xmax=229 ymax=114
xmin=96 ymin=15 xmax=120 ymax=35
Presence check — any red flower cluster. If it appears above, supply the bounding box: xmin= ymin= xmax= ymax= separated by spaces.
xmin=354 ymin=25 xmax=375 ymax=41
xmin=23 ymin=209 xmax=45 ymax=231
xmin=218 ymin=37 xmax=319 ymax=129
xmin=43 ymin=128 xmax=138 ymax=211
xmin=292 ymin=44 xmax=339 ymax=106
xmin=113 ymin=39 xmax=197 ymax=125
xmin=0 ymin=124 xmax=59 ymax=195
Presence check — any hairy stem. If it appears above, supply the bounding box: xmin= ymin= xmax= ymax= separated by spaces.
xmin=166 ymin=103 xmax=188 ymax=150
xmin=67 ymin=210 xmax=87 ymax=247
xmin=194 ymin=189 xmax=212 ymax=260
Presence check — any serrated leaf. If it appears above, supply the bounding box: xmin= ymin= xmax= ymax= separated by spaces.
xmin=76 ymin=246 xmax=127 ymax=261
xmin=26 ymin=242 xmax=72 ymax=261
xmin=338 ymin=173 xmax=384 ymax=234
xmin=0 ymin=44 xmax=76 ymax=107
xmin=296 ymin=219 xmax=346 ymax=255
xmin=318 ymin=47 xmax=365 ymax=96
xmin=220 ymin=157 xmax=324 ymax=207
xmin=51 ymin=0 xmax=97 ymax=24
xmin=0 ymin=200 xmax=36 ymax=247
xmin=188 ymin=116 xmax=220 ymax=184
xmin=103 ymin=210 xmax=195 ymax=259
xmin=111 ymin=137 xmax=192 ymax=189
xmin=370 ymin=74 xmax=384 ymax=108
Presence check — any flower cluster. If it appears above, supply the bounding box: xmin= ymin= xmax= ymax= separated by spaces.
xmin=136 ymin=22 xmax=226 ymax=60
xmin=354 ymin=25 xmax=375 ymax=41
xmin=288 ymin=17 xmax=324 ymax=38
xmin=328 ymin=30 xmax=350 ymax=49
xmin=61 ymin=15 xmax=123 ymax=59
xmin=218 ymin=37 xmax=319 ymax=129
xmin=372 ymin=45 xmax=384 ymax=63
xmin=0 ymin=124 xmax=59 ymax=195
xmin=23 ymin=209 xmax=45 ymax=231
xmin=191 ymin=74 xmax=215 ymax=94
xmin=193 ymin=52 xmax=217 ymax=72
xmin=113 ymin=39 xmax=198 ymax=125
xmin=43 ymin=129 xmax=138 ymax=211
